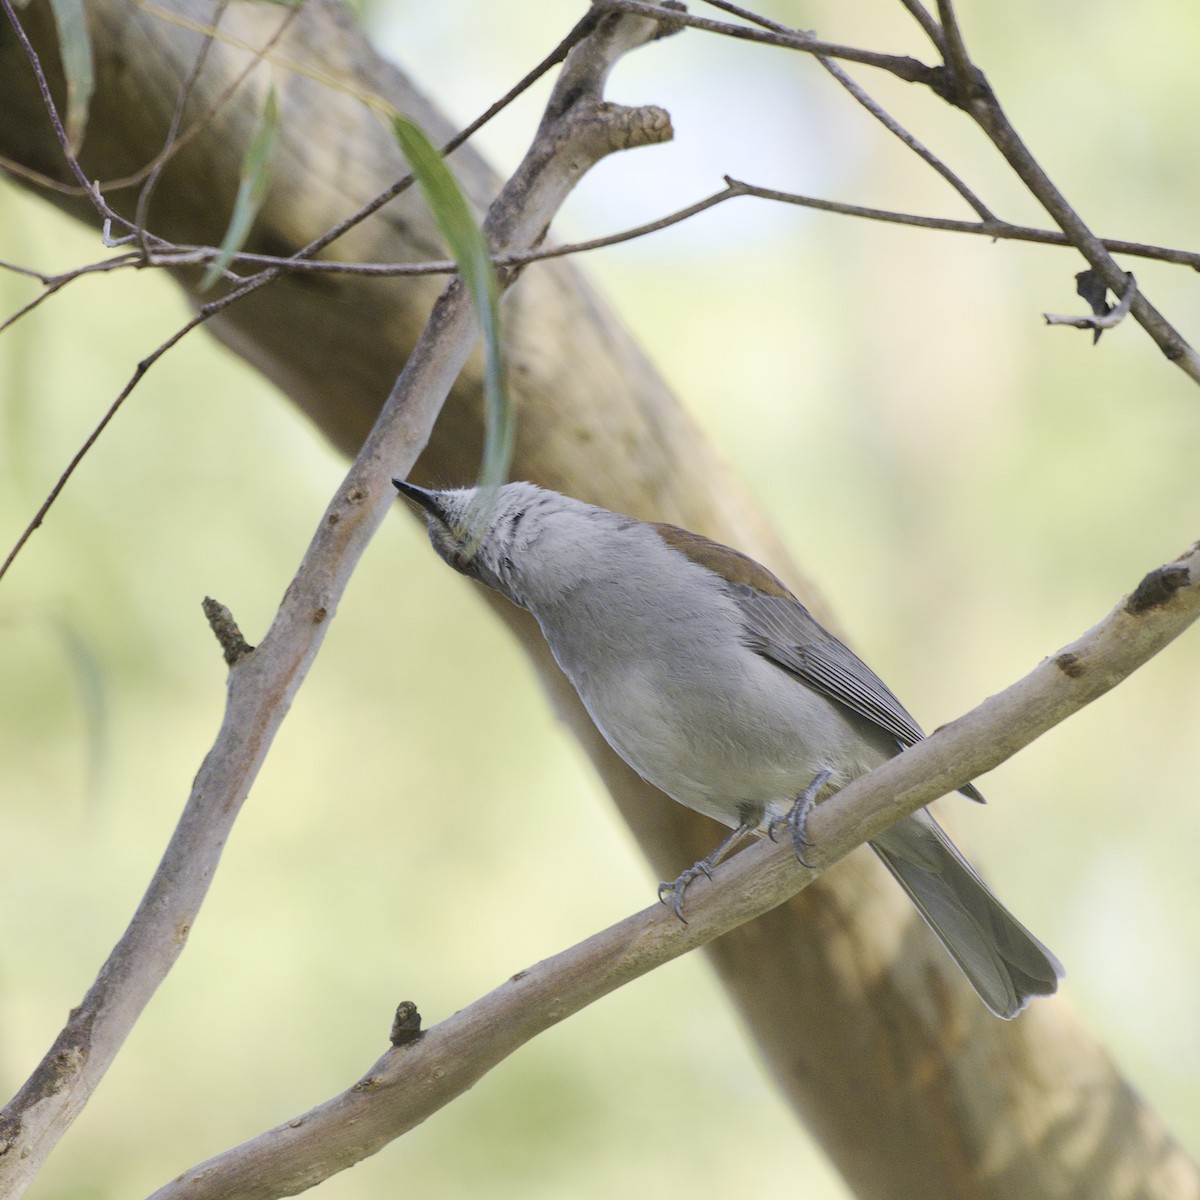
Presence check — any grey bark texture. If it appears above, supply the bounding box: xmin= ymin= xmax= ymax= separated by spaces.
xmin=0 ymin=2 xmax=1195 ymax=1198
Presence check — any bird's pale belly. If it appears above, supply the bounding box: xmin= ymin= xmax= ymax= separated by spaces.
xmin=576 ymin=652 xmax=892 ymax=831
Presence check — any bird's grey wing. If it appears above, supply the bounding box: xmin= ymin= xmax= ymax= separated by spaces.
xmin=731 ymin=584 xmax=926 ymax=748
xmin=730 ymin=584 xmax=985 ymax=803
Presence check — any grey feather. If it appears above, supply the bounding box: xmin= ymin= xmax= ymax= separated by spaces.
xmin=872 ymin=813 xmax=1063 ymax=1017
xmin=731 ymin=584 xmax=983 ymax=803
xmin=733 ymin=585 xmax=925 ymax=748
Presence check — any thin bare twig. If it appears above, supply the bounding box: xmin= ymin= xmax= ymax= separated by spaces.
xmin=819 ymin=55 xmax=993 ymax=219
xmin=933 ymin=0 xmax=973 ymax=88
xmin=0 ymin=0 xmax=103 ymax=215
xmin=897 ymin=0 xmax=946 ymax=53
xmin=210 ymin=184 xmax=744 ymax=276
xmin=3 ymin=2 xmax=590 ymax=279
xmin=149 ymin=542 xmax=1200 ymax=1199
xmin=110 ymin=14 xmax=287 ymax=197
xmin=700 ymin=0 xmax=993 ymax=219
xmin=0 ymin=253 xmax=147 ymax=334
xmin=25 ymin=184 xmax=1195 ymax=289
xmin=636 ymin=179 xmax=1200 ymax=272
xmin=0 ymin=257 xmax=56 ymax=283
xmin=0 ymin=0 xmax=174 ymax=244
xmin=441 ymin=9 xmax=600 ymax=160
xmin=930 ymin=0 xmax=1200 ymax=381
xmin=134 ymin=0 xmax=235 ymax=245
xmin=0 ymin=150 xmax=85 ymax=195
xmin=592 ymin=0 xmax=944 ymax=88
xmin=0 ymin=274 xmax=265 ymax=583
xmin=86 ymin=1 xmax=301 ymax=199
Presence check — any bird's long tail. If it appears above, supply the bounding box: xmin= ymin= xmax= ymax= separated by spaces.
xmin=869 ymin=809 xmax=1063 ymax=1019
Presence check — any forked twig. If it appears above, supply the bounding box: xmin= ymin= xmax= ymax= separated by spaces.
xmin=929 ymin=0 xmax=1200 ymax=380
xmin=699 ymin=0 xmax=992 ymax=219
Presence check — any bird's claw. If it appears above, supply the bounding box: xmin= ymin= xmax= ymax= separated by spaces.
xmin=658 ymin=861 xmax=714 ymax=923
xmin=786 ymin=799 xmax=816 ymax=869
xmin=769 ymin=769 xmax=833 ymax=869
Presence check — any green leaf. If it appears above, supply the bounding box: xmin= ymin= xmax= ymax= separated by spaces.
xmin=390 ymin=116 xmax=513 ymax=541
xmin=200 ymin=86 xmax=279 ymax=292
xmin=47 ymin=0 xmax=94 ymax=154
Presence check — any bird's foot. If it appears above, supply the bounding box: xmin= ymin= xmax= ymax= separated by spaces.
xmin=657 ymin=861 xmax=714 ymax=924
xmin=657 ymin=815 xmax=759 ymax=923
xmin=767 ymin=768 xmax=832 ymax=868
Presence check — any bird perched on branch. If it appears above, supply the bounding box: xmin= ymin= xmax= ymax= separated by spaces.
xmin=395 ymin=479 xmax=1062 ymax=1019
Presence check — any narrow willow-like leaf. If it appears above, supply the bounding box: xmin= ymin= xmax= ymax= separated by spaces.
xmin=200 ymin=87 xmax=279 ymax=292
xmin=47 ymin=0 xmax=94 ymax=154
xmin=391 ymin=116 xmax=513 ymax=542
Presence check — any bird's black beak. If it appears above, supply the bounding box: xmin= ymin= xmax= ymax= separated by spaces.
xmin=392 ymin=479 xmax=447 ymax=524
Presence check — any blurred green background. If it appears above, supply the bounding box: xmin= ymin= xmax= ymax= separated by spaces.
xmin=3 ymin=0 xmax=1199 ymax=1196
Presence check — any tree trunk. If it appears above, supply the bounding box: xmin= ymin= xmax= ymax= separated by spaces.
xmin=0 ymin=2 xmax=1194 ymax=1197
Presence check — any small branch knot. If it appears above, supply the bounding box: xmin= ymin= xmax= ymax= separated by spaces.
xmin=605 ymin=103 xmax=673 ymax=150
xmin=202 ymin=597 xmax=254 ymax=666
xmin=1125 ymin=564 xmax=1191 ymax=615
xmin=1054 ymin=652 xmax=1085 ymax=678
xmin=390 ymin=1001 xmax=423 ymax=1047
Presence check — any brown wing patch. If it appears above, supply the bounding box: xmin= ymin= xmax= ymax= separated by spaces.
xmin=652 ymin=523 xmax=796 ymax=599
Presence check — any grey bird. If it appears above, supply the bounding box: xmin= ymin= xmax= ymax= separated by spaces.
xmin=394 ymin=479 xmax=1063 ymax=1019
